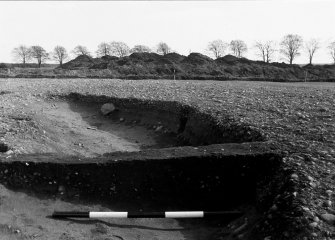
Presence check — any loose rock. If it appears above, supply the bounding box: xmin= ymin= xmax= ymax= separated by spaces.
xmin=100 ymin=103 xmax=116 ymax=115
xmin=291 ymin=173 xmax=299 ymax=180
xmin=324 ymin=200 xmax=332 ymax=207
xmin=320 ymin=213 xmax=335 ymax=224
xmin=307 ymin=176 xmax=314 ymax=181
xmin=309 ymin=222 xmax=318 ymax=228
xmin=5 ymin=150 xmax=13 ymax=155
xmin=326 ymin=190 xmax=333 ymax=196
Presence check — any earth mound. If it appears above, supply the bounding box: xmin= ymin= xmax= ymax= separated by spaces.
xmin=128 ymin=52 xmax=162 ymax=62
xmin=0 ymin=63 xmax=8 ymax=69
xmin=163 ymin=52 xmax=185 ymax=63
xmin=101 ymin=55 xmax=118 ymax=61
xmin=215 ymin=54 xmax=239 ymax=64
xmin=61 ymin=55 xmax=97 ymax=69
xmin=181 ymin=53 xmax=213 ymax=65
xmin=54 ymin=52 xmax=335 ymax=81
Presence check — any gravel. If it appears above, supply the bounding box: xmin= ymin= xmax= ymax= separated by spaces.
xmin=0 ymin=78 xmax=335 ymax=239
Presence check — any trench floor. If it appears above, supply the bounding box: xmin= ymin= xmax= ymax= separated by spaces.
xmin=0 ymin=184 xmax=236 ymax=240
xmin=2 ymin=95 xmax=177 ymax=157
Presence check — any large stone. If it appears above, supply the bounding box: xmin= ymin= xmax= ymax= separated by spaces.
xmin=321 ymin=213 xmax=335 ymax=224
xmin=100 ymin=103 xmax=116 ymax=116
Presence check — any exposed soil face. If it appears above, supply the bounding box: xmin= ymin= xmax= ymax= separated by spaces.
xmin=0 ymin=146 xmax=284 ymax=240
xmin=3 ymin=79 xmax=335 ymax=239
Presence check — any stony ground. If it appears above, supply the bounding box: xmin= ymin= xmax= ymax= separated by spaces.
xmin=0 ymin=78 xmax=335 ymax=239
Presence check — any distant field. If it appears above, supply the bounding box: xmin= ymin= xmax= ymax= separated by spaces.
xmin=1 ymin=52 xmax=335 ymax=81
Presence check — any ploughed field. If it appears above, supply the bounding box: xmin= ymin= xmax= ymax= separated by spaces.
xmin=0 ymin=79 xmax=335 ymax=239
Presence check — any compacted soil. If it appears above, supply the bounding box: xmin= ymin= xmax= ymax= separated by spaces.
xmin=0 ymin=78 xmax=335 ymax=239
xmin=0 ymin=184 xmax=226 ymax=240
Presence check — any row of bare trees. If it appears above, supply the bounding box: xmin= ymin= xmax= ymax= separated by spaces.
xmin=207 ymin=40 xmax=248 ymax=59
xmin=73 ymin=42 xmax=170 ymax=58
xmin=12 ymin=45 xmax=68 ymax=67
xmin=208 ymin=34 xmax=335 ymax=64
xmin=94 ymin=42 xmax=171 ymax=57
xmin=12 ymin=37 xmax=335 ymax=67
xmin=12 ymin=42 xmax=172 ymax=67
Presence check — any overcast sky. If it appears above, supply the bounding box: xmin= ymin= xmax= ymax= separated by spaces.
xmin=0 ymin=0 xmax=334 ymax=64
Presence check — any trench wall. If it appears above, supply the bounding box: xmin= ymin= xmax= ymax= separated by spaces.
xmin=0 ymin=150 xmax=282 ymax=211
xmin=63 ymin=93 xmax=264 ymax=146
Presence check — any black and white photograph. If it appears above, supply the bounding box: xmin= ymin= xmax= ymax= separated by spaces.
xmin=0 ymin=0 xmax=335 ymax=239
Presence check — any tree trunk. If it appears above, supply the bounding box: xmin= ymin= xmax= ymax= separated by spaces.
xmin=309 ymin=56 xmax=312 ymax=65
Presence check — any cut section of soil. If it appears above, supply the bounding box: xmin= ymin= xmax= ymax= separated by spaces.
xmin=2 ymin=92 xmax=263 ymax=158
xmin=0 ymin=145 xmax=285 ymax=240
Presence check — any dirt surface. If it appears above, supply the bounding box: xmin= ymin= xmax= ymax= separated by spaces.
xmin=0 ymin=184 xmax=227 ymax=240
xmin=0 ymin=78 xmax=335 ymax=239
xmin=0 ymin=94 xmax=178 ymax=157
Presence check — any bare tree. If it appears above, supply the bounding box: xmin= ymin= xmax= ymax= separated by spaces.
xmin=156 ymin=42 xmax=171 ymax=55
xmin=110 ymin=41 xmax=130 ymax=57
xmin=207 ymin=40 xmax=227 ymax=59
xmin=12 ymin=45 xmax=31 ymax=67
xmin=52 ymin=46 xmax=68 ymax=67
xmin=328 ymin=41 xmax=335 ymax=64
xmin=96 ymin=42 xmax=112 ymax=57
xmin=305 ymin=39 xmax=320 ymax=65
xmin=131 ymin=45 xmax=151 ymax=53
xmin=72 ymin=45 xmax=91 ymax=57
xmin=254 ymin=41 xmax=276 ymax=63
xmin=29 ymin=46 xmax=49 ymax=68
xmin=280 ymin=34 xmax=303 ymax=64
xmin=230 ymin=40 xmax=247 ymax=58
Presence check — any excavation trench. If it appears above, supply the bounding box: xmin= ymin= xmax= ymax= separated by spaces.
xmin=54 ymin=92 xmax=265 ymax=154
xmin=0 ymin=145 xmax=282 ymax=208
xmin=0 ymin=145 xmax=285 ymax=239
xmin=0 ymin=93 xmax=285 ymax=239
